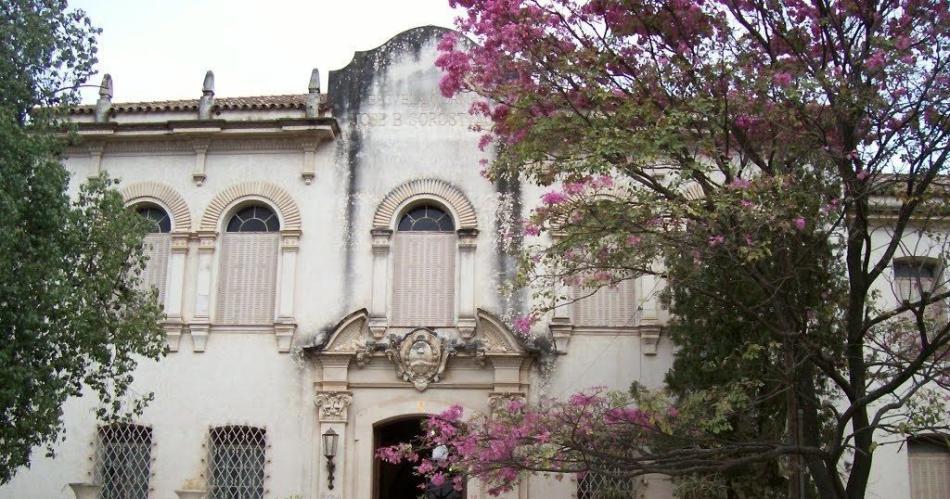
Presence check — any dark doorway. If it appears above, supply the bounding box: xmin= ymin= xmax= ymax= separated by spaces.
xmin=374 ymin=416 xmax=427 ymax=499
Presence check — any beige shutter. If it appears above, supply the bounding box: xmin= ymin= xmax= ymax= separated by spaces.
xmin=574 ymin=278 xmax=637 ymax=327
xmin=215 ymin=233 xmax=279 ymax=325
xmin=391 ymin=232 xmax=456 ymax=327
xmin=909 ymin=440 xmax=950 ymax=499
xmin=142 ymin=234 xmax=171 ymax=307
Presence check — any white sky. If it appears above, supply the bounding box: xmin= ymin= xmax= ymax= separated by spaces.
xmin=72 ymin=0 xmax=459 ymax=104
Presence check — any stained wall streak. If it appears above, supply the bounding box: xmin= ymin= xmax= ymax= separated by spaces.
xmin=494 ymin=168 xmax=525 ymax=319
xmin=328 ymin=25 xmax=455 ymax=311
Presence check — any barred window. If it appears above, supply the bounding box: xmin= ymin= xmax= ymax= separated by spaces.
xmin=391 ymin=204 xmax=456 ymax=327
xmin=94 ymin=423 xmax=152 ymax=499
xmin=577 ymin=469 xmax=639 ymax=499
xmin=208 ymin=426 xmax=266 ymax=499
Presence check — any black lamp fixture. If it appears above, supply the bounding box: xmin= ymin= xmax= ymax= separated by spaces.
xmin=322 ymin=429 xmax=339 ymax=490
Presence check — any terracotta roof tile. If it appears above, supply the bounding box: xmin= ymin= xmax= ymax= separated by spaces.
xmin=70 ymin=94 xmax=323 ymax=115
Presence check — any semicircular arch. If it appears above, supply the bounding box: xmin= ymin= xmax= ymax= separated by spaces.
xmin=373 ymin=178 xmax=477 ymax=231
xmin=200 ymin=181 xmax=301 ymax=232
xmin=121 ymin=182 xmax=192 ymax=232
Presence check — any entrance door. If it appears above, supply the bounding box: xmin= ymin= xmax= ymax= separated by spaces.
xmin=374 ymin=416 xmax=427 ymax=499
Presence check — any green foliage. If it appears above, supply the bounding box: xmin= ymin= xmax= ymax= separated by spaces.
xmin=0 ymin=0 xmax=166 ymax=483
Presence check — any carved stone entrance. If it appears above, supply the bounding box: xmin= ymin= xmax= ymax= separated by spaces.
xmin=373 ymin=416 xmax=465 ymax=499
xmin=374 ymin=416 xmax=424 ymax=499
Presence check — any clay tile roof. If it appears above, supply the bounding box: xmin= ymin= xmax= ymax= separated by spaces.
xmin=69 ymin=94 xmax=321 ymax=115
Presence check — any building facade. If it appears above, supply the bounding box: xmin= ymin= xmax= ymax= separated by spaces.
xmin=0 ymin=26 xmax=945 ymax=499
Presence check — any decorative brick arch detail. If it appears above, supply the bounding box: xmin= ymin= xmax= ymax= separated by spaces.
xmin=373 ymin=178 xmax=477 ymax=230
xmin=199 ymin=181 xmax=301 ymax=232
xmin=121 ymin=182 xmax=192 ymax=232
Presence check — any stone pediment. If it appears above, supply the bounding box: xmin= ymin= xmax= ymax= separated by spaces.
xmin=314 ymin=308 xmax=529 ymax=365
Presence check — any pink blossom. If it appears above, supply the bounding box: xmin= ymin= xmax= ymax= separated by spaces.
xmin=541 ymin=190 xmax=568 ymax=205
xmin=563 ymin=180 xmax=587 ymax=195
xmin=478 ymin=133 xmax=493 ymax=151
xmin=523 ymin=222 xmax=541 ymax=236
xmin=431 ymin=472 xmax=446 ymax=487
xmin=442 ymin=405 xmax=464 ymax=422
xmin=591 ymin=174 xmax=614 ymax=189
xmin=708 ymin=235 xmax=725 ymax=246
xmin=866 ymin=50 xmax=886 ymax=70
xmin=773 ymin=71 xmax=793 ymax=87
xmin=568 ymin=392 xmax=599 ymax=406
xmin=739 ymin=199 xmax=754 ymax=209
xmin=626 ymin=234 xmax=642 ymax=246
xmin=512 ymin=314 xmax=536 ymax=334
xmin=728 ymin=178 xmax=751 ymax=189
xmin=794 ymin=217 xmax=807 ymax=231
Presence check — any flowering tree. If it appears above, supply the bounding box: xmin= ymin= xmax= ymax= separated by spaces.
xmin=379 ymin=0 xmax=950 ymax=498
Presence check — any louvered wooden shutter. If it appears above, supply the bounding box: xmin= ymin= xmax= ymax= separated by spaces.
xmin=142 ymin=234 xmax=171 ymax=307
xmin=391 ymin=232 xmax=456 ymax=327
xmin=909 ymin=441 xmax=950 ymax=499
xmin=216 ymin=233 xmax=279 ymax=325
xmin=574 ymin=278 xmax=637 ymax=327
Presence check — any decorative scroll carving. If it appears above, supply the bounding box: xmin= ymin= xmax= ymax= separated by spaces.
xmin=386 ymin=329 xmax=454 ymax=391
xmin=314 ymin=391 xmax=353 ymax=422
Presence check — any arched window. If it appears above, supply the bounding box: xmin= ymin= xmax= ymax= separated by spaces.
xmin=397 ymin=205 xmax=455 ymax=232
xmin=94 ymin=423 xmax=153 ymax=499
xmin=216 ymin=204 xmax=281 ymax=325
xmin=136 ymin=205 xmax=171 ymax=306
xmin=391 ymin=203 xmax=457 ymax=327
xmin=226 ymin=205 xmax=280 ymax=233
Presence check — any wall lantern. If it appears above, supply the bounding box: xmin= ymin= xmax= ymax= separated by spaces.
xmin=322 ymin=429 xmax=339 ymax=490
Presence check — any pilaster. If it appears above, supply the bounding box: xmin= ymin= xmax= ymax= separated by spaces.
xmin=457 ymin=228 xmax=478 ymax=340
xmin=369 ymin=229 xmax=392 ymax=340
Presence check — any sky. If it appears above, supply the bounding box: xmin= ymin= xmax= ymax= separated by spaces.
xmin=72 ymin=0 xmax=459 ymax=104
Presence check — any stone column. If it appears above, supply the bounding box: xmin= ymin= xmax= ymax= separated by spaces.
xmin=457 ymin=229 xmax=478 ymax=340
xmin=163 ymin=232 xmax=190 ymax=352
xmin=369 ymin=229 xmax=392 ymax=341
xmin=190 ymin=231 xmax=217 ymax=352
xmin=275 ymin=229 xmax=300 ymax=352
xmin=314 ymin=390 xmax=352 ymax=499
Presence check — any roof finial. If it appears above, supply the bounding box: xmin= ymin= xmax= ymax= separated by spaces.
xmin=198 ymin=70 xmax=215 ymax=120
xmin=94 ymin=74 xmax=113 ymax=123
xmin=306 ymin=68 xmax=321 ymax=119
